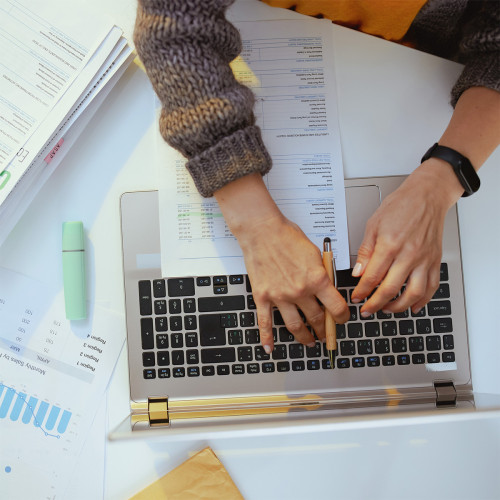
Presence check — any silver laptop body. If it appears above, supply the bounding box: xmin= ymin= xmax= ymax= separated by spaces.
xmin=112 ymin=176 xmax=499 ymax=439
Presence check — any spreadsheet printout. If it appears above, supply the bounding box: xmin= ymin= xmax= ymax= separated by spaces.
xmin=158 ymin=19 xmax=349 ymax=277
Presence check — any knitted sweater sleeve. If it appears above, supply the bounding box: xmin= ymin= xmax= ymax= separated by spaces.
xmin=134 ymin=0 xmax=272 ymax=197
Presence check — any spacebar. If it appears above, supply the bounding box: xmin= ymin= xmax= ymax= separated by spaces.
xmin=201 ymin=348 xmax=236 ymax=364
xmin=198 ymin=295 xmax=245 ymax=312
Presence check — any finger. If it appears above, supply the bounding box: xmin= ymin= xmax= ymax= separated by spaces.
xmin=296 ymin=298 xmax=326 ymax=341
xmin=352 ymin=222 xmax=377 ymax=278
xmin=315 ymin=287 xmax=350 ymax=324
xmin=381 ymin=265 xmax=428 ymax=313
xmin=411 ymin=261 xmax=441 ymax=313
xmin=255 ymin=300 xmax=274 ymax=354
xmin=359 ymin=259 xmax=412 ymax=315
xmin=277 ymin=303 xmax=316 ymax=346
xmin=351 ymin=242 xmax=396 ymax=304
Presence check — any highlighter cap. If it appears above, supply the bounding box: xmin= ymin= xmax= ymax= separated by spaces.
xmin=62 ymin=221 xmax=84 ymax=251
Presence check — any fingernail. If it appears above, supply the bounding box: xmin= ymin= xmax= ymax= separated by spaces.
xmin=307 ymin=342 xmax=316 ymax=348
xmin=352 ymin=262 xmax=363 ymax=277
xmin=361 ymin=311 xmax=372 ymax=318
xmin=413 ymin=307 xmax=422 ymax=315
xmin=263 ymin=345 xmax=272 ymax=354
xmin=382 ymin=309 xmax=391 ymax=314
xmin=351 ymin=297 xmax=361 ymax=304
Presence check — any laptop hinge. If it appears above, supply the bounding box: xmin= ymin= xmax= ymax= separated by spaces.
xmin=434 ymin=381 xmax=457 ymax=408
xmin=148 ymin=396 xmax=169 ymax=427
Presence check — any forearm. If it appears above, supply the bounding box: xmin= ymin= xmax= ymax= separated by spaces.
xmin=134 ymin=0 xmax=272 ymax=197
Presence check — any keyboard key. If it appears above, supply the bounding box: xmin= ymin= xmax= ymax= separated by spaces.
xmin=169 ymin=299 xmax=181 ymax=314
xmin=156 ymin=334 xmax=168 ymax=349
xmin=432 ymin=283 xmax=450 ymax=299
xmin=352 ymin=357 xmax=365 ymax=368
xmin=141 ymin=317 xmax=154 ymax=349
xmin=357 ymin=340 xmax=373 ymax=355
xmin=198 ymin=295 xmax=245 ymax=312
xmin=262 ymin=362 xmax=275 ymax=373
xmin=394 ymin=310 xmax=409 ymax=318
xmin=272 ymin=345 xmax=288 ymax=360
xmin=428 ymin=300 xmax=452 ymax=316
xmin=201 ymin=347 xmax=236 ymax=363
xmin=169 ymin=316 xmax=182 ymax=331
xmin=197 ymin=277 xmax=211 ymax=286
xmin=217 ymin=365 xmax=230 ymax=375
xmin=158 ymin=368 xmax=170 ymax=378
xmin=426 ymin=335 xmax=442 ymax=351
xmin=348 ymin=323 xmax=363 ymax=338
xmin=255 ymin=346 xmax=270 ymax=361
xmin=214 ymin=285 xmax=228 ymax=294
xmin=155 ymin=317 xmax=168 ymax=332
xmin=245 ymin=329 xmax=260 ymax=344
xmin=336 ymin=270 xmax=360 ymax=287
xmin=245 ymin=275 xmax=252 ymax=293
xmin=279 ymin=327 xmax=294 ymax=342
xmin=409 ymin=337 xmax=424 ymax=352
xmin=277 ymin=361 xmax=290 ymax=372
xmin=292 ymin=360 xmax=306 ymax=371
xmin=171 ymin=332 xmax=183 ymax=348
xmin=247 ymin=363 xmax=260 ymax=374
xmin=416 ymin=319 xmax=432 ymax=334
xmin=139 ymin=281 xmax=152 ymax=315
xmin=273 ymin=310 xmax=285 ymax=325
xmin=365 ymin=322 xmax=380 ymax=337
xmin=186 ymin=350 xmax=199 ymax=364
xmin=306 ymin=343 xmax=322 ymax=358
xmin=289 ymin=344 xmax=304 ymax=359
xmin=173 ymin=367 xmax=185 ymax=377
xmin=202 ymin=366 xmax=215 ymax=376
xmin=200 ymin=314 xmax=226 ymax=346
xmin=185 ymin=332 xmax=198 ymax=347
xmin=411 ymin=307 xmax=426 ymax=317
xmin=412 ymin=354 xmax=425 ymax=364
xmin=427 ymin=353 xmax=440 ymax=363
xmin=440 ymin=263 xmax=449 ymax=281
xmin=307 ymin=360 xmax=320 ymax=370
xmin=232 ymin=364 xmax=245 ymax=375
xmin=184 ymin=315 xmax=197 ymax=330
xmin=240 ymin=311 xmax=255 ymax=327
xmin=247 ymin=295 xmax=256 ymax=309
xmin=382 ymin=355 xmax=395 ymax=366
xmin=183 ymin=298 xmax=196 ymax=313
xmin=153 ymin=279 xmax=166 ymax=298
xmin=367 ymin=356 xmax=380 ymax=367
xmin=336 ymin=324 xmax=346 ymax=339
xmin=157 ymin=351 xmax=169 ymax=366
xmin=229 ymin=275 xmax=244 ymax=285
xmin=168 ymin=278 xmax=195 ymax=297
xmin=154 ymin=300 xmax=167 ymax=315
xmin=391 ymin=338 xmax=407 ymax=353
xmin=228 ymin=329 xmax=243 ymax=345
xmin=382 ymin=321 xmax=397 ymax=336
xmin=214 ymin=276 xmax=228 ymax=286
xmin=433 ymin=317 xmax=453 ymax=333
xmin=442 ymin=352 xmax=455 ymax=362
xmin=237 ymin=346 xmax=253 ymax=362
xmin=322 ymin=358 xmax=333 ymax=369
xmin=337 ymin=358 xmax=350 ymax=369
xmin=340 ymin=341 xmax=356 ymax=356
xmin=142 ymin=352 xmax=155 ymax=367
xmin=171 ymin=350 xmax=184 ymax=365
xmin=188 ymin=367 xmax=200 ymax=377
xmin=143 ymin=369 xmax=155 ymax=379
xmin=399 ymin=320 xmax=415 ymax=335
xmin=377 ymin=310 xmax=392 ymax=320
xmin=220 ymin=313 xmax=237 ymax=328
xmin=443 ymin=334 xmax=454 ymax=350
xmin=375 ymin=338 xmax=390 ymax=354
xmin=348 ymin=306 xmax=358 ymax=321
xmin=397 ymin=355 xmax=410 ymax=365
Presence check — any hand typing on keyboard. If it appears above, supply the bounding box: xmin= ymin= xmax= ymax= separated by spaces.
xmin=215 ymin=174 xmax=350 ymax=354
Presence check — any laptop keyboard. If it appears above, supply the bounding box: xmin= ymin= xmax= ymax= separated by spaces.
xmin=138 ymin=263 xmax=455 ymax=379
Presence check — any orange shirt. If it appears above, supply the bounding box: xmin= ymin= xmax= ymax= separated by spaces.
xmin=260 ymin=0 xmax=427 ymax=41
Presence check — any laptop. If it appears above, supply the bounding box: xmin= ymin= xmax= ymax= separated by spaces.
xmin=110 ymin=175 xmax=500 ymax=441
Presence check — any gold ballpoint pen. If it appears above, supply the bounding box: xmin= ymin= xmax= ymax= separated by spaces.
xmin=322 ymin=237 xmax=337 ymax=369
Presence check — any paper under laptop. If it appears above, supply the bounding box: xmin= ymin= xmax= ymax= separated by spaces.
xmin=110 ymin=176 xmax=500 ymax=442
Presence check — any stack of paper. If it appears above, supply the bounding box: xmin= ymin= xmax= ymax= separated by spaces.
xmin=0 ymin=0 xmax=134 ymax=246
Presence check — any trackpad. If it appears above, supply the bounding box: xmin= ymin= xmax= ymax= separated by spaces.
xmin=345 ymin=184 xmax=381 ymax=267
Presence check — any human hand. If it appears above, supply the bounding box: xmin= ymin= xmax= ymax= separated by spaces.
xmin=350 ymin=161 xmax=464 ymax=316
xmin=237 ymin=213 xmax=350 ymax=353
xmin=214 ymin=173 xmax=349 ymax=354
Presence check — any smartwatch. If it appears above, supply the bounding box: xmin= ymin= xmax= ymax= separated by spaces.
xmin=421 ymin=143 xmax=480 ymax=197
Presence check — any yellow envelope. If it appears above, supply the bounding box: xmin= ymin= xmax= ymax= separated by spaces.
xmin=130 ymin=447 xmax=244 ymax=500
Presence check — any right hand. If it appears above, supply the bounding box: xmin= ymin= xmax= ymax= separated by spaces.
xmin=215 ymin=174 xmax=349 ymax=353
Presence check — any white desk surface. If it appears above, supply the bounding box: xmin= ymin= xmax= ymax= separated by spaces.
xmin=1 ymin=1 xmax=499 ymax=499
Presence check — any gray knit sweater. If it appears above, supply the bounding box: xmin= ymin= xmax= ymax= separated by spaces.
xmin=134 ymin=0 xmax=500 ymax=198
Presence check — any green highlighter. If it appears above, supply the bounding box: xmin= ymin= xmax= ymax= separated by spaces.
xmin=62 ymin=221 xmax=87 ymax=320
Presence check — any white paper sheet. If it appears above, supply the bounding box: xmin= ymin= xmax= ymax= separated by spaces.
xmin=158 ymin=19 xmax=350 ymax=277
xmin=0 ymin=267 xmax=124 ymax=499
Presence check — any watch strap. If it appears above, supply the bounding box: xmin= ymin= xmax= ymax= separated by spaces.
xmin=421 ymin=143 xmax=480 ymax=197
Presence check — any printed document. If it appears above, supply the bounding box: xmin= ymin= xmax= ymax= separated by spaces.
xmin=158 ymin=18 xmax=350 ymax=276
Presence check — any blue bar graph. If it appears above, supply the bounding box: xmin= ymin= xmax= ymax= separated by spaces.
xmin=0 ymin=383 xmax=72 ymax=437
